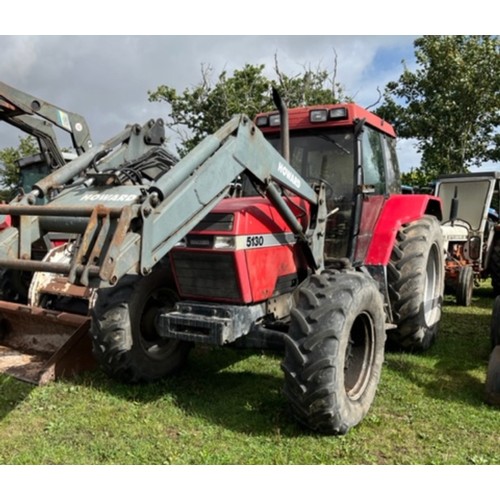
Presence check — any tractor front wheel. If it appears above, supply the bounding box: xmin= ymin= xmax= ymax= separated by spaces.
xmin=456 ymin=265 xmax=474 ymax=307
xmin=388 ymin=215 xmax=444 ymax=351
xmin=90 ymin=266 xmax=191 ymax=383
xmin=282 ymin=270 xmax=386 ymax=435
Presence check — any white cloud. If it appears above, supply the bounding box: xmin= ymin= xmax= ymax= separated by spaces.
xmin=0 ymin=36 xmax=420 ymax=184
xmin=0 ymin=35 xmax=416 ymax=149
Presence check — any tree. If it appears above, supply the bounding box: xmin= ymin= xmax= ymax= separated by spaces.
xmin=0 ymin=135 xmax=39 ymax=201
xmin=378 ymin=36 xmax=500 ymax=187
xmin=148 ymin=58 xmax=349 ymax=155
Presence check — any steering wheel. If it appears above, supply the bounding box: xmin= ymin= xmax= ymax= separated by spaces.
xmin=306 ymin=177 xmax=334 ymax=200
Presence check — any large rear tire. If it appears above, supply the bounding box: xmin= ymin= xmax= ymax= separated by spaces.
xmin=485 ymin=346 xmax=500 ymax=406
xmin=90 ymin=266 xmax=191 ymax=383
xmin=490 ymin=296 xmax=500 ymax=350
xmin=282 ymin=271 xmax=386 ymax=435
xmin=388 ymin=215 xmax=444 ymax=351
xmin=488 ymin=236 xmax=500 ymax=296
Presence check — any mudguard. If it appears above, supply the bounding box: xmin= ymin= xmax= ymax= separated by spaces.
xmin=364 ymin=194 xmax=442 ymax=266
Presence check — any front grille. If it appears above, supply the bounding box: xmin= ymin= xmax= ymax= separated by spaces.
xmin=172 ymin=251 xmax=240 ymax=300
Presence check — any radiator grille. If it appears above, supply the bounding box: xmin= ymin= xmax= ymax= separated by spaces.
xmin=172 ymin=251 xmax=241 ymax=300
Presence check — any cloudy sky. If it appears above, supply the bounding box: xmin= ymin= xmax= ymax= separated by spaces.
xmin=1 ymin=35 xmax=424 ymax=170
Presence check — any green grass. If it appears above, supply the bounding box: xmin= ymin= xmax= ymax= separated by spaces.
xmin=0 ymin=283 xmax=499 ymax=465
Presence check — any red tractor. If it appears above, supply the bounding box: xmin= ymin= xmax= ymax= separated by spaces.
xmin=0 ymin=90 xmax=444 ymax=434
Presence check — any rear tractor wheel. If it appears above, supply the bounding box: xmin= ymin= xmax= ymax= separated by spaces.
xmin=90 ymin=266 xmax=191 ymax=383
xmin=388 ymin=215 xmax=444 ymax=351
xmin=488 ymin=236 xmax=500 ymax=296
xmin=282 ymin=270 xmax=386 ymax=435
xmin=490 ymin=296 xmax=500 ymax=350
xmin=485 ymin=346 xmax=500 ymax=407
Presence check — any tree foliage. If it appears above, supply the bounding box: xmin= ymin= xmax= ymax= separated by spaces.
xmin=378 ymin=36 xmax=500 ymax=186
xmin=0 ymin=135 xmax=39 ymax=200
xmin=148 ymin=57 xmax=349 ymax=154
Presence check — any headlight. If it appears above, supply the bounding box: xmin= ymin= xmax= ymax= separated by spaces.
xmin=467 ymin=236 xmax=481 ymax=260
xmin=310 ymin=109 xmax=328 ymax=122
xmin=269 ymin=114 xmax=281 ymax=126
xmin=214 ymin=236 xmax=235 ymax=249
xmin=329 ymin=107 xmax=348 ymax=119
xmin=255 ymin=116 xmax=268 ymax=127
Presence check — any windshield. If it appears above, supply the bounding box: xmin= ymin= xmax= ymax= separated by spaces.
xmin=266 ymin=129 xmax=355 ymax=202
xmin=437 ymin=179 xmax=494 ymax=231
xmin=266 ymin=128 xmax=356 ymax=258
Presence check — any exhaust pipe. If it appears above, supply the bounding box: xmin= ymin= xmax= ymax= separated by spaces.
xmin=272 ymin=87 xmax=290 ymax=163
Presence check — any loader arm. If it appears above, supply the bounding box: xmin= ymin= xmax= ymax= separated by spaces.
xmin=135 ymin=114 xmax=325 ymax=279
xmin=0 ymin=80 xmax=93 ymax=157
xmin=7 ymin=115 xmax=66 ymax=168
xmin=0 ymin=114 xmax=326 ymax=288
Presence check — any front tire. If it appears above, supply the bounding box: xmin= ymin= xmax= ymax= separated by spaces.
xmin=456 ymin=265 xmax=474 ymax=307
xmin=282 ymin=271 xmax=386 ymax=435
xmin=388 ymin=215 xmax=444 ymax=351
xmin=90 ymin=266 xmax=191 ymax=383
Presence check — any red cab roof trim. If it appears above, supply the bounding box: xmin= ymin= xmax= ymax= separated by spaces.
xmin=255 ymin=103 xmax=396 ymax=138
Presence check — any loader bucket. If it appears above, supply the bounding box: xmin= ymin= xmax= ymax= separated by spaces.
xmin=0 ymin=300 xmax=95 ymax=385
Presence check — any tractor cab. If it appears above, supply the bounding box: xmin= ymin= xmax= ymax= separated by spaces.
xmin=256 ymin=103 xmax=401 ymax=262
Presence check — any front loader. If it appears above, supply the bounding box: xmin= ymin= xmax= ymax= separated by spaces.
xmin=0 ymin=81 xmax=94 ymax=382
xmin=0 ymin=89 xmax=444 ymax=434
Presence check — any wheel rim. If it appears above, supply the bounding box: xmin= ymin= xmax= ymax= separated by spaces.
xmin=344 ymin=312 xmax=375 ymax=400
xmin=423 ymin=243 xmax=440 ymax=325
xmin=139 ymin=288 xmax=178 ymax=361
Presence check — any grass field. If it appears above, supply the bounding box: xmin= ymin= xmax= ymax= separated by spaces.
xmin=0 ymin=283 xmax=498 ymax=465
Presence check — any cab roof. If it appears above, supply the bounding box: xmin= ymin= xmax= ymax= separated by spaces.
xmin=255 ymin=103 xmax=396 ymax=138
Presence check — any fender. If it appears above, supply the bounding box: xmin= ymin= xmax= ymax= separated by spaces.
xmin=364 ymin=194 xmax=442 ymax=265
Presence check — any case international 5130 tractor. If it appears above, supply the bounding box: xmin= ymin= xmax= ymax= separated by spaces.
xmin=0 ymin=86 xmax=444 ymax=435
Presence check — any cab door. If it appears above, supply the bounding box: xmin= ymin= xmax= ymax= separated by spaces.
xmin=353 ymin=126 xmax=399 ymax=264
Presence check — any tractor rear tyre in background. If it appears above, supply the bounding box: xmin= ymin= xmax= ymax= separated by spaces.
xmin=90 ymin=266 xmax=191 ymax=383
xmin=456 ymin=265 xmax=474 ymax=307
xmin=490 ymin=296 xmax=500 ymax=350
xmin=485 ymin=346 xmax=500 ymax=406
xmin=388 ymin=215 xmax=444 ymax=351
xmin=485 ymin=297 xmax=500 ymax=406
xmin=488 ymin=237 xmax=500 ymax=296
xmin=282 ymin=270 xmax=386 ymax=435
